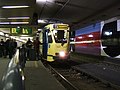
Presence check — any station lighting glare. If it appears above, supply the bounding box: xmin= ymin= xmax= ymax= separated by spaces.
xmin=78 ymin=36 xmax=82 ymax=39
xmin=59 ymin=51 xmax=66 ymax=57
xmin=2 ymin=5 xmax=29 ymax=9
xmin=0 ymin=32 xmax=4 ymax=36
xmin=20 ymin=36 xmax=33 ymax=40
xmin=104 ymin=31 xmax=112 ymax=36
xmin=88 ymin=34 xmax=93 ymax=37
xmin=17 ymin=26 xmax=20 ymax=28
xmin=53 ymin=30 xmax=57 ymax=34
xmin=5 ymin=34 xmax=9 ymax=37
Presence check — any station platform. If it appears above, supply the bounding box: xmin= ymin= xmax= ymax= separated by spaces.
xmin=24 ymin=60 xmax=66 ymax=90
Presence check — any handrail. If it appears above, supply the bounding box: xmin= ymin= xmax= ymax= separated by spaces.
xmin=1 ymin=49 xmax=25 ymax=90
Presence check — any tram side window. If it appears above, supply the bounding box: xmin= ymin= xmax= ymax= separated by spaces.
xmin=48 ymin=31 xmax=52 ymax=43
xmin=102 ymin=21 xmax=118 ymax=46
xmin=48 ymin=36 xmax=52 ymax=43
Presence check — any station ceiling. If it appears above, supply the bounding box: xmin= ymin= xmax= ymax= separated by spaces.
xmin=0 ymin=0 xmax=120 ymax=34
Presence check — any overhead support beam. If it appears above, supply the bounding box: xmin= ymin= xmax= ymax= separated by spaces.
xmin=0 ymin=24 xmax=40 ymax=28
xmin=50 ymin=0 xmax=71 ymax=20
xmin=71 ymin=1 xmax=120 ymax=30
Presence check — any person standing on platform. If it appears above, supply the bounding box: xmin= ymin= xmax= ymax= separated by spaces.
xmin=13 ymin=39 xmax=17 ymax=54
xmin=0 ymin=39 xmax=5 ymax=57
xmin=33 ymin=37 xmax=41 ymax=60
xmin=26 ymin=38 xmax=33 ymax=60
xmin=4 ymin=38 xmax=10 ymax=58
xmin=8 ymin=38 xmax=15 ymax=59
xmin=19 ymin=44 xmax=27 ymax=69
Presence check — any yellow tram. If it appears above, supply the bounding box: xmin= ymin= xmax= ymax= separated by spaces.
xmin=39 ymin=23 xmax=70 ymax=62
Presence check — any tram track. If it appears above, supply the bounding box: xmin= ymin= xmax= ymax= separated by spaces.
xmin=45 ymin=62 xmax=79 ymax=90
xmin=43 ymin=60 xmax=118 ymax=90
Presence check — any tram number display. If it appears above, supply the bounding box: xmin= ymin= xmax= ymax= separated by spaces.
xmin=10 ymin=27 xmax=32 ymax=35
xmin=56 ymin=25 xmax=69 ymax=30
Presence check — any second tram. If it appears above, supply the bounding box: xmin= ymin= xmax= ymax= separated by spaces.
xmin=74 ymin=17 xmax=120 ymax=58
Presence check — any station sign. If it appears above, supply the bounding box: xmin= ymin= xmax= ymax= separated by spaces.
xmin=10 ymin=27 xmax=32 ymax=35
xmin=10 ymin=28 xmax=21 ymax=34
xmin=22 ymin=27 xmax=32 ymax=34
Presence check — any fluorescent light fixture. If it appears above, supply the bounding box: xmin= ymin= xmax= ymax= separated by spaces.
xmin=8 ymin=17 xmax=30 ymax=19
xmin=0 ymin=18 xmax=7 ymax=19
xmin=0 ymin=22 xmax=29 ymax=24
xmin=0 ymin=22 xmax=9 ymax=24
xmin=10 ymin=22 xmax=29 ymax=24
xmin=20 ymin=35 xmax=29 ymax=37
xmin=2 ymin=5 xmax=29 ymax=9
xmin=37 ymin=0 xmax=47 ymax=2
xmin=38 ymin=19 xmax=47 ymax=23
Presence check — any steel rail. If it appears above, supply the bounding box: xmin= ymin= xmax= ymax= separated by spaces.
xmin=47 ymin=64 xmax=79 ymax=90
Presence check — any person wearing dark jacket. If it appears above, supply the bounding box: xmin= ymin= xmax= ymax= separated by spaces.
xmin=33 ymin=37 xmax=41 ymax=60
xmin=19 ymin=44 xmax=27 ymax=69
xmin=0 ymin=39 xmax=5 ymax=57
xmin=26 ymin=38 xmax=33 ymax=60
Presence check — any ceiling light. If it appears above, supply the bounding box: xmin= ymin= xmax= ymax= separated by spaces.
xmin=2 ymin=5 xmax=29 ymax=9
xmin=8 ymin=17 xmax=30 ymax=19
xmin=0 ymin=22 xmax=9 ymax=24
xmin=37 ymin=0 xmax=47 ymax=2
xmin=0 ymin=22 xmax=29 ymax=24
xmin=0 ymin=18 xmax=7 ymax=19
xmin=10 ymin=22 xmax=29 ymax=24
xmin=20 ymin=35 xmax=29 ymax=37
xmin=38 ymin=19 xmax=47 ymax=23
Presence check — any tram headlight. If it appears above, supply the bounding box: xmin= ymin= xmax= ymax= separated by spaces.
xmin=59 ymin=51 xmax=66 ymax=57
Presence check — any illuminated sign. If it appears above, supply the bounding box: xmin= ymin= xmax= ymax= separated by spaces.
xmin=10 ymin=27 xmax=32 ymax=35
xmin=56 ymin=25 xmax=69 ymax=30
xmin=22 ymin=27 xmax=32 ymax=34
xmin=10 ymin=28 xmax=21 ymax=34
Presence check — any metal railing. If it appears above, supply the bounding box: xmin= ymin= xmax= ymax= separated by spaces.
xmin=1 ymin=49 xmax=25 ymax=90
